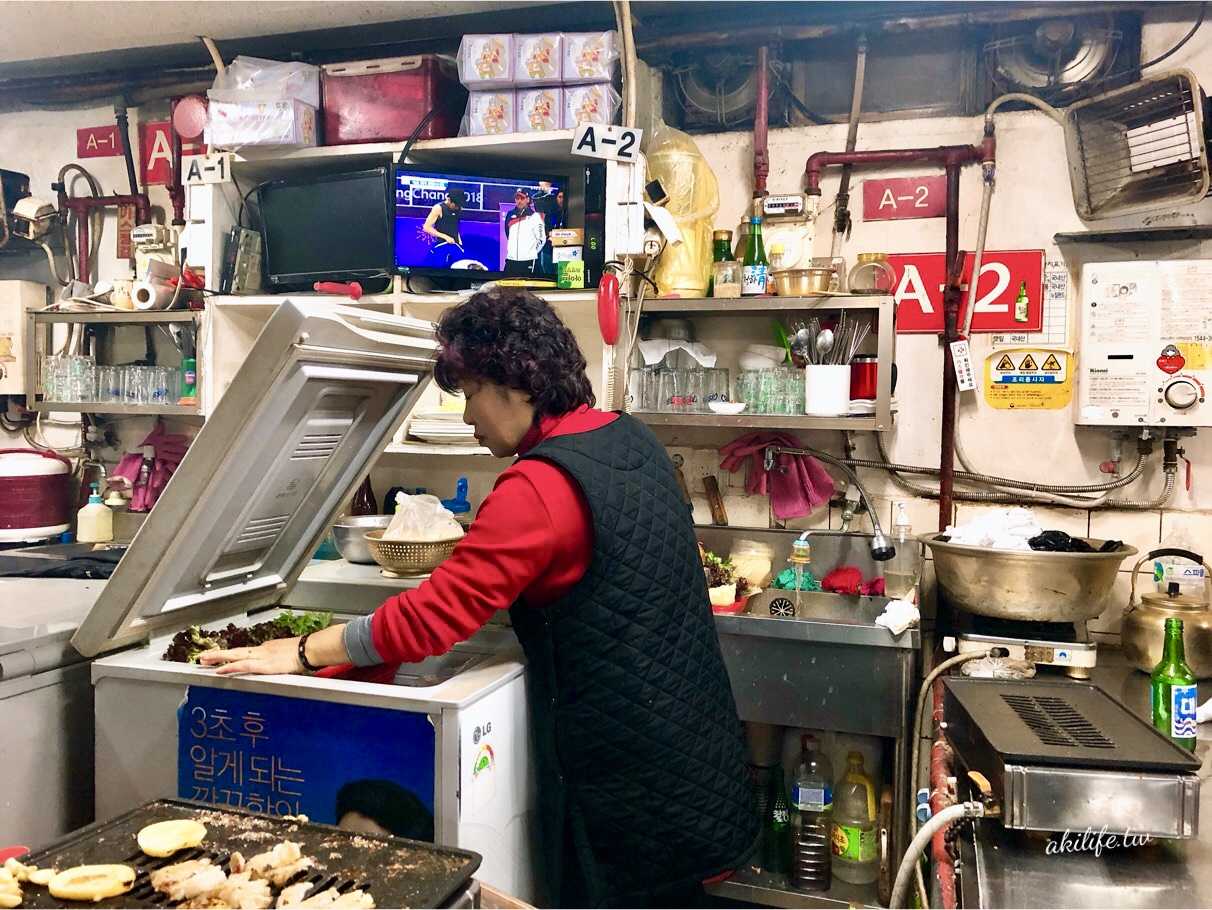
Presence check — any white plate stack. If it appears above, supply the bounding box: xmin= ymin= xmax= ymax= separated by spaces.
xmin=407 ymin=410 xmax=481 ymax=447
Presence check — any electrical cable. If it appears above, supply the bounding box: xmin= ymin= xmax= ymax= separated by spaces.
xmin=57 ymin=163 xmax=103 ymax=283
xmin=1074 ymin=2 xmax=1208 ymax=96
xmin=397 ymin=107 xmax=440 ymax=168
xmin=39 ymin=241 xmax=69 ymax=287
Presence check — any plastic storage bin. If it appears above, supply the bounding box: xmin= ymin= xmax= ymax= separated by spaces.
xmin=321 ymin=56 xmax=466 ymax=145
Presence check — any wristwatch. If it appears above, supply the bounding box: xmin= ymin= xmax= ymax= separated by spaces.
xmin=297 ymin=633 xmax=321 ymax=673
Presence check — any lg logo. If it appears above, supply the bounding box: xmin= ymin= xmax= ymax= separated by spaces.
xmin=473 ymin=721 xmax=493 ymax=744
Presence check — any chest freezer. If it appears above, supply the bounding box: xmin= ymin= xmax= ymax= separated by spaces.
xmin=0 ymin=579 xmax=104 ymax=849
xmin=71 ymin=301 xmax=537 ymax=902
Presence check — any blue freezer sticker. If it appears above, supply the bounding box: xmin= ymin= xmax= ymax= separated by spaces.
xmin=178 ymin=687 xmax=436 ymax=832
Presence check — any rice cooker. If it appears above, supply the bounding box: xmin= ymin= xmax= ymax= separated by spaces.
xmin=0 ymin=448 xmax=72 ymax=542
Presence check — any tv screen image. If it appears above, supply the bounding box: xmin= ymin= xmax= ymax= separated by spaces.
xmin=394 ymin=168 xmax=566 ymax=278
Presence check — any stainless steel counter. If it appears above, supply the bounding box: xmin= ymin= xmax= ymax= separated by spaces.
xmin=959 ymin=648 xmax=1212 ymax=909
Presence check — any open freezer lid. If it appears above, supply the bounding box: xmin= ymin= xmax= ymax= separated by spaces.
xmin=72 ymin=301 xmax=438 ymax=657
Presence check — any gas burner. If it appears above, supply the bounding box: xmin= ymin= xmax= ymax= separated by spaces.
xmin=968 ymin=615 xmax=1081 ymax=643
xmin=947 ymin=612 xmax=1097 ymax=677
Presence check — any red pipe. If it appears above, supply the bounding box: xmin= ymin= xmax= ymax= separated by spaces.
xmin=753 ymin=46 xmax=770 ymax=198
xmin=58 ymin=193 xmax=151 ymax=283
xmin=803 ymin=144 xmax=983 ymax=195
xmin=930 ymin=677 xmax=959 ymax=909
xmin=168 ymin=98 xmax=187 ymax=228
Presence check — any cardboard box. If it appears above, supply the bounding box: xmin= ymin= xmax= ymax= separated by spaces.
xmin=458 ymin=34 xmax=515 ymax=88
xmin=563 ymin=32 xmax=618 ymax=84
xmin=515 ymin=33 xmax=563 ymax=85
xmin=563 ymin=84 xmax=620 ymax=128
xmin=517 ymin=88 xmax=562 ymax=133
xmin=206 ymin=99 xmax=317 ymax=148
xmin=553 ymin=246 xmax=583 ymax=262
xmin=557 ymin=259 xmax=586 ymax=289
xmin=465 ymin=91 xmax=516 ymax=136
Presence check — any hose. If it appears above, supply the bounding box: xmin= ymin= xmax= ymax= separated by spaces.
xmin=983 ymin=92 xmax=1065 ymax=128
xmin=960 ymin=173 xmax=993 ymax=338
xmin=892 ymin=802 xmax=988 ymax=909
xmin=908 ymin=651 xmax=991 ymax=908
xmin=39 ymin=241 xmax=69 ymax=287
xmin=57 ymin=163 xmax=103 ymax=282
xmin=615 ymin=1 xmax=638 ymax=130
xmin=830 ymin=35 xmax=868 ymax=261
xmin=200 ymin=35 xmax=226 ymax=75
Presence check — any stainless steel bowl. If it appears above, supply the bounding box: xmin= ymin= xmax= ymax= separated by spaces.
xmin=771 ymin=267 xmax=835 ymax=296
xmin=332 ymin=515 xmax=392 ymax=564
xmin=921 ymin=533 xmax=1138 ymax=622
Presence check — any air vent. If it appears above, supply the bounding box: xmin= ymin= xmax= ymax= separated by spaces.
xmin=1002 ymin=693 xmax=1116 ymax=750
xmin=292 ymin=433 xmax=344 ymax=460
xmin=234 ymin=515 xmax=290 ymax=548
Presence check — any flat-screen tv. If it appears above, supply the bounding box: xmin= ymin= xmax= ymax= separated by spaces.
xmin=394 ymin=166 xmax=568 ymax=280
xmin=257 ymin=167 xmax=393 ymax=286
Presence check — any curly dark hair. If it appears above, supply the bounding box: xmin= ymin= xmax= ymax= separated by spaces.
xmin=434 ymin=286 xmax=595 ymax=418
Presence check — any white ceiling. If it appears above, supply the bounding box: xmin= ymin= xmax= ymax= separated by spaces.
xmin=0 ymin=0 xmax=539 ymax=65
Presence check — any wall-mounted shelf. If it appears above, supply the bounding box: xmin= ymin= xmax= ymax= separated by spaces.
xmin=32 ymin=402 xmax=202 ymax=417
xmin=643 ymin=295 xmax=889 ymax=314
xmin=211 ymin=293 xmax=397 ymax=313
xmin=634 ymin=411 xmax=881 ymax=431
xmin=705 ymin=866 xmax=877 ymax=909
xmin=232 ymin=131 xmax=578 ymax=183
xmin=1054 ymin=226 xmax=1212 ymax=244
xmin=383 ymin=442 xmax=496 ymax=457
xmin=30 ymin=310 xmax=202 ymax=325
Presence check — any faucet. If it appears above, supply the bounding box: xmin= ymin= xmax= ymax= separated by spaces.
xmin=763 ymin=444 xmax=895 ymax=561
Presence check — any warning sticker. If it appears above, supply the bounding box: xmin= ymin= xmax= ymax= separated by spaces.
xmin=985 ymin=348 xmax=1072 ymax=410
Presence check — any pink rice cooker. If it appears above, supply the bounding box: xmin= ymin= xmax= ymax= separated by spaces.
xmin=0 ymin=448 xmax=72 ymax=542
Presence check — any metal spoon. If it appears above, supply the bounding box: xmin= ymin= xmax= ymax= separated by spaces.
xmin=815 ymin=328 xmax=835 ymax=362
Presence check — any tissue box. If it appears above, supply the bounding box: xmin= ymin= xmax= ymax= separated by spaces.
xmin=464 ymin=91 xmax=517 ymax=136
xmin=206 ymin=98 xmax=317 ymax=147
xmin=515 ymin=33 xmax=563 ymax=85
xmin=458 ymin=34 xmax=515 ymax=88
xmin=563 ymin=32 xmax=618 ymax=84
xmin=549 ymin=228 xmax=584 ymax=247
xmin=563 ymin=84 xmax=620 ymax=128
xmin=517 ymin=87 xmax=563 ymax=133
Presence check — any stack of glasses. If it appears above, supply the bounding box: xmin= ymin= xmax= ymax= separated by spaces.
xmin=42 ymin=355 xmax=182 ymax=407
xmin=736 ymin=368 xmax=806 ymax=416
xmin=632 ymin=366 xmax=730 ymax=414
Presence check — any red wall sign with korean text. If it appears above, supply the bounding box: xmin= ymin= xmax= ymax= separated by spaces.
xmin=890 ymin=250 xmax=1045 ymax=334
xmin=863 ymin=176 xmax=947 ymax=221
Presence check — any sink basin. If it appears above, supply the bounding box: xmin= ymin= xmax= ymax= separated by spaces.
xmin=393 ymin=650 xmax=487 ymax=688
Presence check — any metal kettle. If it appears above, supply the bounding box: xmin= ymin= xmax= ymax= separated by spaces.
xmin=1122 ymin=547 xmax=1212 ymax=677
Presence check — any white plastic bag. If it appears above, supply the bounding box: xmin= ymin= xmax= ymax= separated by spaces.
xmin=384 ymin=493 xmax=465 ymax=542
xmin=208 ymin=56 xmax=321 ymax=106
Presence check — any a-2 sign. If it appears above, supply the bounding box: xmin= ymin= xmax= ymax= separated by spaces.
xmin=570 ymin=124 xmax=643 ymax=163
xmin=863 ymin=176 xmax=947 ymax=221
xmin=890 ymin=249 xmax=1045 ymax=334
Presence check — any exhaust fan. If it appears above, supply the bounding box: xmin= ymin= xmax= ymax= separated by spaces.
xmin=985 ymin=13 xmax=1124 ymax=102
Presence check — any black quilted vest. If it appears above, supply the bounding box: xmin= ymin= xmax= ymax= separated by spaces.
xmin=509 ymin=414 xmax=758 ymax=907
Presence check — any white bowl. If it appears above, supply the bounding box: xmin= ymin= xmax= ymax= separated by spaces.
xmin=709 ymin=401 xmax=747 ymax=415
xmin=739 ymin=353 xmax=780 ymax=372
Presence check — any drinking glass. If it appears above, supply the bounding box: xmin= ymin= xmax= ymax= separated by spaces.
xmin=685 ymin=368 xmax=706 ymax=413
xmin=42 ymin=355 xmax=61 ymax=402
xmin=757 ymin=369 xmax=781 ymax=415
xmin=123 ymin=366 xmax=151 ymax=406
xmin=71 ymin=355 xmax=96 ymax=403
xmin=735 ymin=371 xmax=756 ymax=409
xmin=150 ymin=367 xmax=172 ymax=406
xmin=97 ymin=366 xmax=121 ymax=404
xmin=658 ymin=369 xmax=680 ymax=413
xmin=705 ymin=368 xmax=731 ymax=406
xmin=641 ymin=367 xmax=660 ymax=412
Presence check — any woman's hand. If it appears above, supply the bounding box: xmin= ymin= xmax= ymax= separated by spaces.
xmin=198 ymin=638 xmax=304 ymax=676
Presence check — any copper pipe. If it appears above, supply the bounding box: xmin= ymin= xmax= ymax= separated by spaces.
xmin=58 ymin=194 xmax=151 ymax=282
xmin=929 ymin=679 xmax=958 ymax=909
xmin=753 ymin=46 xmax=770 ymax=199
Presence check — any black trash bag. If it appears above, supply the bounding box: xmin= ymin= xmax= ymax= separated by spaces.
xmin=1098 ymin=539 xmax=1125 ymax=553
xmin=1029 ymin=530 xmax=1095 ymax=552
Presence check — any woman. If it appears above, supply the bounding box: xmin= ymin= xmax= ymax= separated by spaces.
xmin=202 ymin=287 xmax=757 ymax=907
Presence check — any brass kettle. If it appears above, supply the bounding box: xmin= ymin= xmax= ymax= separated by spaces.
xmin=1122 ymin=547 xmax=1212 ymax=677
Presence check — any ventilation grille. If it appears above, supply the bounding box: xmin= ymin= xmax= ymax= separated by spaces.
xmin=292 ymin=433 xmax=344 ymax=460
xmin=234 ymin=515 xmax=290 ymax=548
xmin=1002 ymin=693 xmax=1116 ymax=750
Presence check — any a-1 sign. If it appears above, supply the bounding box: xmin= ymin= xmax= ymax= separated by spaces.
xmin=889 ymin=249 xmax=1045 ymax=334
xmin=570 ymin=123 xmax=643 ymax=163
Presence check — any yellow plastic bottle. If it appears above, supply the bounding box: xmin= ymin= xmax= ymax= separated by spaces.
xmin=77 ymin=483 xmax=113 ymax=544
xmin=831 ymin=751 xmax=878 ymax=884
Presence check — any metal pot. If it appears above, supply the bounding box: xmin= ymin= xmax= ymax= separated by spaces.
xmin=332 ymin=515 xmax=392 ymax=564
xmin=1123 ymin=548 xmax=1212 ymax=677
xmin=920 ymin=533 xmax=1138 ymax=622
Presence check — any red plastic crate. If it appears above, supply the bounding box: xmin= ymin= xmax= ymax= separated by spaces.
xmin=321 ymin=56 xmax=467 ymax=146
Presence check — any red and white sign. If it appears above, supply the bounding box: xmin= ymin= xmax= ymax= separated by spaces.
xmin=863 ymin=176 xmax=947 ymax=221
xmin=77 ymin=125 xmax=123 ymax=159
xmin=890 ymin=249 xmax=1045 ymax=334
xmin=139 ymin=122 xmax=207 ymax=186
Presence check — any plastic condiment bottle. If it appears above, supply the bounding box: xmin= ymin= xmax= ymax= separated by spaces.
xmin=77 ymin=482 xmax=113 ymax=543
xmin=884 ymin=503 xmax=921 ymax=598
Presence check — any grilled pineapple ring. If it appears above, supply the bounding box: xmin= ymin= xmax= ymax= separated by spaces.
xmin=137 ymin=819 xmax=208 ymax=857
xmin=48 ymin=865 xmax=136 ymax=902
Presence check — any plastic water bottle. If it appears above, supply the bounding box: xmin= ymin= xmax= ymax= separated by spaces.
xmin=831 ymin=751 xmax=878 ymax=885
xmin=790 ymin=735 xmax=833 ymax=892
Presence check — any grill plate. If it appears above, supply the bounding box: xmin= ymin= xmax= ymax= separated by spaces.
xmin=16 ymin=799 xmax=480 ymax=909
xmin=944 ymin=678 xmax=1200 ymax=771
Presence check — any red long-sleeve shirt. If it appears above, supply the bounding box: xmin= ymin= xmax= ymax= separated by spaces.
xmin=341 ymin=407 xmax=617 ymax=671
